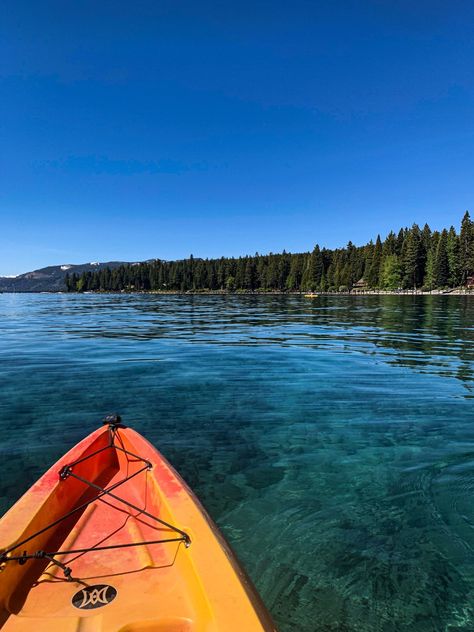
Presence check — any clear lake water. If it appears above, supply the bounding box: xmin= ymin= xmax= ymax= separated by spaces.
xmin=0 ymin=293 xmax=473 ymax=631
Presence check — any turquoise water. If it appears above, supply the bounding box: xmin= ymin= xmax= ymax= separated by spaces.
xmin=0 ymin=294 xmax=473 ymax=631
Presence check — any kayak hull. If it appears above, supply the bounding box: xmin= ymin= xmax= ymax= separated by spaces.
xmin=0 ymin=424 xmax=276 ymax=631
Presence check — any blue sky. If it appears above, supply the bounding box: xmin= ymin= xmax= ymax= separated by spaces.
xmin=1 ymin=0 xmax=474 ymax=275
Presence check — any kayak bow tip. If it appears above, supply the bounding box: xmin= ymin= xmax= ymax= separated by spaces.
xmin=103 ymin=413 xmax=123 ymax=427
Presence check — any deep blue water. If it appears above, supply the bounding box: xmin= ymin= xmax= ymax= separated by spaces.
xmin=0 ymin=293 xmax=473 ymax=631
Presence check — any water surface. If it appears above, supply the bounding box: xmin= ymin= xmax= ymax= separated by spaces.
xmin=0 ymin=294 xmax=473 ymax=631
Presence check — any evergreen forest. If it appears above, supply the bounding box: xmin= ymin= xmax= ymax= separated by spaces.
xmin=66 ymin=212 xmax=474 ymax=293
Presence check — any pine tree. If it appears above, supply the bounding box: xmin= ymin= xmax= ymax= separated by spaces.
xmin=434 ymin=229 xmax=449 ymax=287
xmin=333 ymin=255 xmax=343 ymax=290
xmin=366 ymin=235 xmax=382 ymax=287
xmin=396 ymin=228 xmax=405 ymax=256
xmin=70 ymin=272 xmax=79 ymax=291
xmin=419 ymin=223 xmax=431 ymax=282
xmin=382 ymin=231 xmax=397 ymax=257
xmin=77 ymin=273 xmax=87 ymax=292
xmin=286 ymin=254 xmax=304 ymax=290
xmin=363 ymin=240 xmax=374 ymax=281
xmin=244 ymin=258 xmax=257 ymax=290
xmin=339 ymin=261 xmax=351 ymax=290
xmin=460 ymin=211 xmax=474 ymax=284
xmin=424 ymin=250 xmax=435 ymax=290
xmin=326 ymin=263 xmax=335 ymax=290
xmin=278 ymin=251 xmax=291 ymax=290
xmin=310 ymin=245 xmax=324 ymax=289
xmin=446 ymin=226 xmax=461 ymax=287
xmin=402 ymin=227 xmax=421 ymax=289
xmin=319 ymin=271 xmax=328 ymax=291
xmin=266 ymin=256 xmax=278 ymax=289
xmin=302 ymin=246 xmax=323 ymax=290
xmin=381 ymin=255 xmax=402 ymax=290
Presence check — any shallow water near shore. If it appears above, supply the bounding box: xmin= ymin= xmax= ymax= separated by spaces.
xmin=0 ymin=293 xmax=473 ymax=631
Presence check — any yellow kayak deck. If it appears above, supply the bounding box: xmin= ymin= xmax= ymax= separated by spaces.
xmin=0 ymin=423 xmax=276 ymax=631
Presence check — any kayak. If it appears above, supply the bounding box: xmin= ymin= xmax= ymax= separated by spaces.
xmin=0 ymin=416 xmax=276 ymax=631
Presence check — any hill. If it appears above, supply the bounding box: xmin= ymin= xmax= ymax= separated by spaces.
xmin=0 ymin=261 xmax=130 ymax=292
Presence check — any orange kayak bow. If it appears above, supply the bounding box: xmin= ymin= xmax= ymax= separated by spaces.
xmin=0 ymin=417 xmax=276 ymax=631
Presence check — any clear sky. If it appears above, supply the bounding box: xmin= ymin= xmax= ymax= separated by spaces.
xmin=1 ymin=1 xmax=474 ymax=275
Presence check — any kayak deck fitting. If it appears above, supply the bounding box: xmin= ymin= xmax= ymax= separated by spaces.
xmin=0 ymin=416 xmax=276 ymax=631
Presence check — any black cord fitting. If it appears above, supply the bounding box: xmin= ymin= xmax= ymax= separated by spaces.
xmin=103 ymin=414 xmax=122 ymax=426
xmin=59 ymin=465 xmax=71 ymax=481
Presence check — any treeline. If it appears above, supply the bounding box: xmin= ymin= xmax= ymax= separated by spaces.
xmin=66 ymin=212 xmax=474 ymax=293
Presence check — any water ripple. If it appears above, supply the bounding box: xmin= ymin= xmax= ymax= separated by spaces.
xmin=0 ymin=293 xmax=473 ymax=631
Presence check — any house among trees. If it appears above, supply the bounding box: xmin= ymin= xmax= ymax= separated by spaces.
xmin=352 ymin=278 xmax=368 ymax=293
xmin=467 ymin=275 xmax=474 ymax=289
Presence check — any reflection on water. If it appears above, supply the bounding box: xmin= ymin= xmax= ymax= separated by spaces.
xmin=0 ymin=294 xmax=473 ymax=631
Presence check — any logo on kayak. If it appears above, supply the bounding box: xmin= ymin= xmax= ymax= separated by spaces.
xmin=72 ymin=584 xmax=117 ymax=609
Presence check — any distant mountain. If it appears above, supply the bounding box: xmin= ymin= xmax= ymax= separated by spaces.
xmin=0 ymin=261 xmax=130 ymax=292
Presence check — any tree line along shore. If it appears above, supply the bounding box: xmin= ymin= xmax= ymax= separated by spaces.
xmin=65 ymin=212 xmax=474 ymax=294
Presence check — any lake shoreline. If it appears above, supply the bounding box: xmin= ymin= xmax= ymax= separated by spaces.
xmin=64 ymin=288 xmax=474 ymax=296
xmin=2 ymin=289 xmax=474 ymax=296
